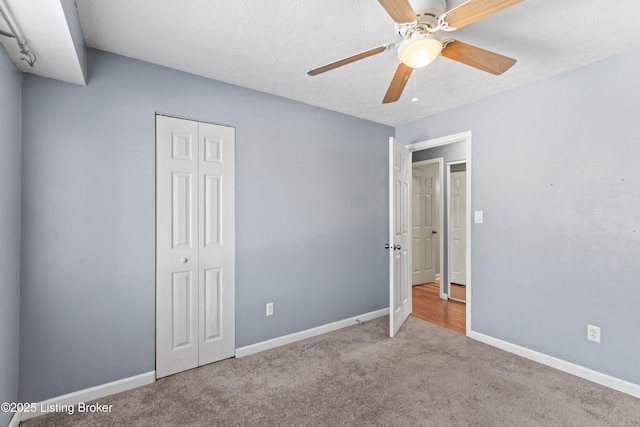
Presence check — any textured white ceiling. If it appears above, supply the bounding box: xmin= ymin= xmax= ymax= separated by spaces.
xmin=8 ymin=1 xmax=640 ymax=126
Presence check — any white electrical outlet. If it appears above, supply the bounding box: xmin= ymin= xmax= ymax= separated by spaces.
xmin=587 ymin=325 xmax=600 ymax=343
xmin=266 ymin=302 xmax=274 ymax=316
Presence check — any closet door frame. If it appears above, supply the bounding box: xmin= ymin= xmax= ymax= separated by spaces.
xmin=155 ymin=114 xmax=235 ymax=378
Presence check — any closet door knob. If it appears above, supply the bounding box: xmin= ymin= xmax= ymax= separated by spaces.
xmin=180 ymin=258 xmax=188 ymax=263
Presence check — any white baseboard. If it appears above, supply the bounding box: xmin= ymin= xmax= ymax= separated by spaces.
xmin=8 ymin=411 xmax=20 ymax=427
xmin=20 ymin=371 xmax=156 ymax=421
xmin=468 ymin=331 xmax=640 ymax=398
xmin=236 ymin=308 xmax=389 ymax=358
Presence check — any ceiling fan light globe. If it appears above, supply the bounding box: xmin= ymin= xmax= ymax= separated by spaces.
xmin=397 ymin=35 xmax=443 ymax=68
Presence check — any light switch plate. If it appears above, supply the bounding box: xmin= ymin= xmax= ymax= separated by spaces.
xmin=474 ymin=210 xmax=484 ymax=224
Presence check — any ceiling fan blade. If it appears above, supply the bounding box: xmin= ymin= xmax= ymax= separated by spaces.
xmin=307 ymin=44 xmax=392 ymax=76
xmin=383 ymin=63 xmax=413 ymax=104
xmin=443 ymin=0 xmax=524 ymax=29
xmin=378 ymin=0 xmax=417 ymax=24
xmin=441 ymin=40 xmax=516 ymax=75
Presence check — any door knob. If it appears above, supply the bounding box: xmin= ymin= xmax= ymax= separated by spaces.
xmin=384 ymin=244 xmax=392 ymax=250
xmin=432 ymin=230 xmax=438 ymax=234
xmin=394 ymin=244 xmax=402 ymax=250
xmin=180 ymin=257 xmax=188 ymax=263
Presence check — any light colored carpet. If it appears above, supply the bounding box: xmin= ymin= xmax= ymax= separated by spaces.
xmin=21 ymin=316 xmax=640 ymax=426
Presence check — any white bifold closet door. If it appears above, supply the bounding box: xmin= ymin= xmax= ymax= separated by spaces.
xmin=156 ymin=115 xmax=235 ymax=379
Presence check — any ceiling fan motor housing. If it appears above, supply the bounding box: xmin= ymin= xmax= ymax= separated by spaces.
xmin=409 ymin=0 xmax=447 ymax=28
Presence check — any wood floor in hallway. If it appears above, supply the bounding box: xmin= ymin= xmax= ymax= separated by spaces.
xmin=412 ymin=281 xmax=466 ymax=334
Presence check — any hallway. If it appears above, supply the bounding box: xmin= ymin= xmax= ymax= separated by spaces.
xmin=412 ymin=281 xmax=466 ymax=334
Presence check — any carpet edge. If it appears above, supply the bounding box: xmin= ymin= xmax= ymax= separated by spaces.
xmin=19 ymin=371 xmax=156 ymax=421
xmin=235 ymin=308 xmax=390 ymax=358
xmin=469 ymin=331 xmax=640 ymax=398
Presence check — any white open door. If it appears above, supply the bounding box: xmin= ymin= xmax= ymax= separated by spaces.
xmin=450 ymin=170 xmax=467 ymax=286
xmin=412 ymin=163 xmax=438 ymax=285
xmin=388 ymin=137 xmax=412 ymax=337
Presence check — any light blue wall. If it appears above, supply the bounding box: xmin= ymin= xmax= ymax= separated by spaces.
xmin=19 ymin=49 xmax=392 ymax=402
xmin=0 ymin=47 xmax=21 ymax=427
xmin=397 ymin=48 xmax=640 ymax=385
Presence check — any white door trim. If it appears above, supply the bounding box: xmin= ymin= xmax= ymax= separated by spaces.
xmin=406 ymin=131 xmax=472 ymax=334
xmin=413 ymin=158 xmax=445 ymax=300
xmin=406 ymin=131 xmax=471 ymax=152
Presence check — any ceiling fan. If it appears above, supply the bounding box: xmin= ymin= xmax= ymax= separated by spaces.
xmin=307 ymin=0 xmax=524 ymax=104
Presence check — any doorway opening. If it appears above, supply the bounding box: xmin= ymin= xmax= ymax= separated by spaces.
xmin=407 ymin=132 xmax=471 ymax=334
xmin=447 ymin=161 xmax=467 ymax=304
